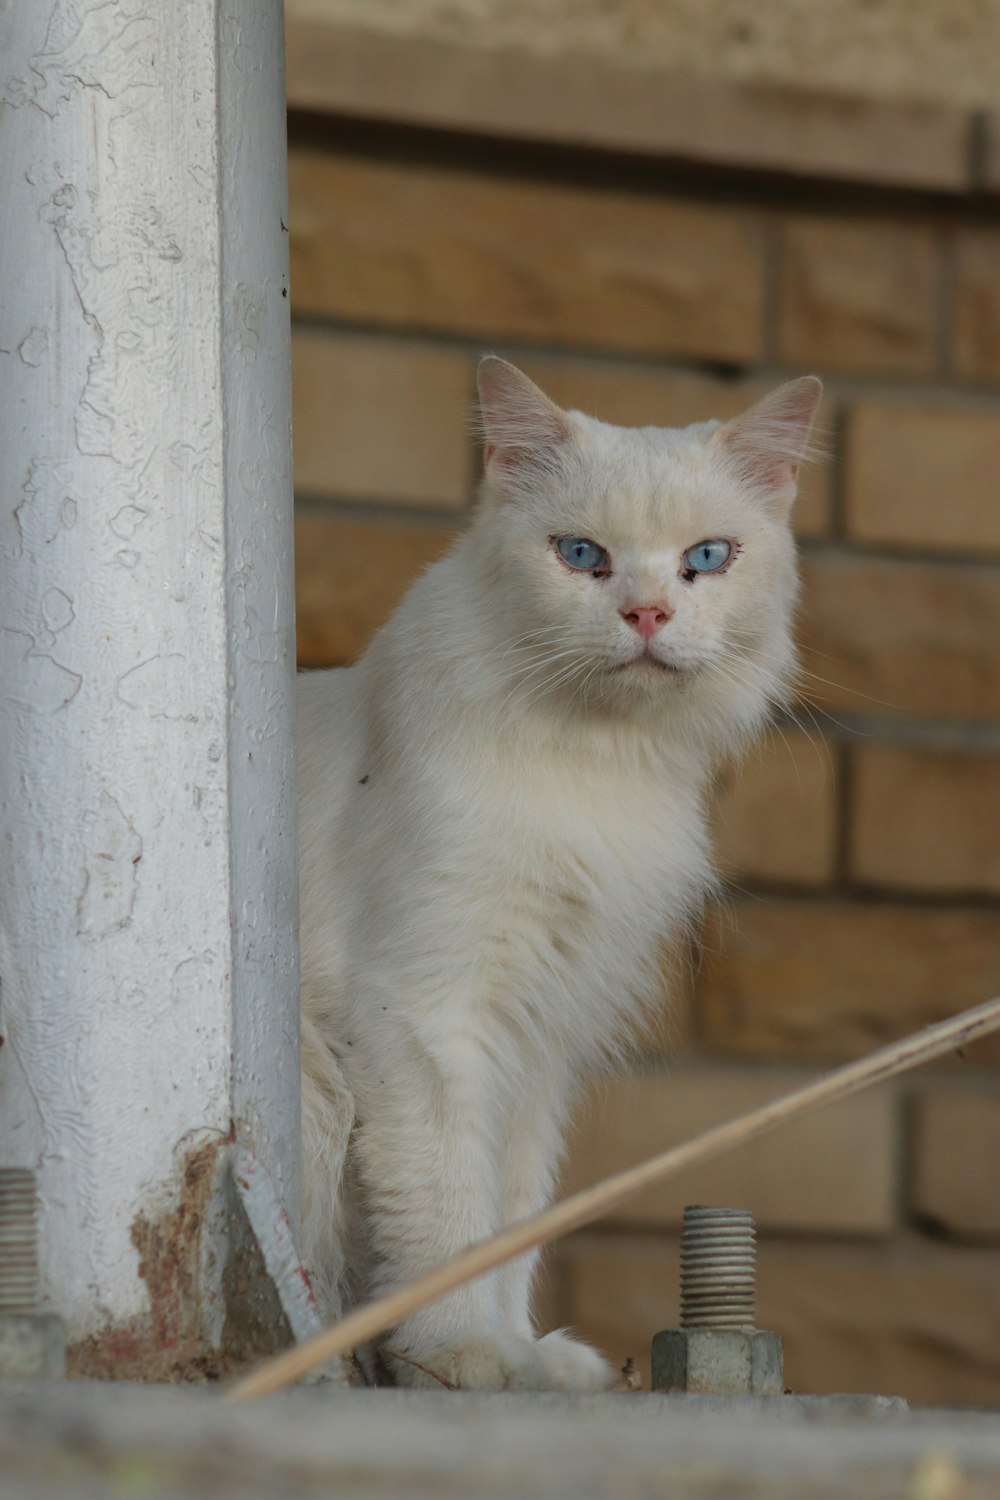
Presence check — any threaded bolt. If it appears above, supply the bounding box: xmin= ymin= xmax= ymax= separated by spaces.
xmin=680 ymin=1205 xmax=756 ymax=1332
xmin=0 ymin=1169 xmax=39 ymax=1316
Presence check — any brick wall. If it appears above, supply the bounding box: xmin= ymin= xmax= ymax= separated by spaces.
xmin=287 ymin=24 xmax=1000 ymax=1407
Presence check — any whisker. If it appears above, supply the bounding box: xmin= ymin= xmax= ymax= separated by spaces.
xmin=702 ymin=647 xmax=833 ymax=783
xmin=510 ymin=658 xmax=591 ymax=716
xmin=793 ymin=664 xmax=901 ymax=711
xmin=577 ymin=658 xmax=608 ymax=708
xmin=496 ymin=650 xmax=584 ymax=716
xmin=498 ymin=642 xmax=594 ymax=710
xmin=495 ymin=630 xmax=581 ymax=670
xmin=792 ymin=699 xmax=872 ymax=738
xmin=714 ymin=639 xmax=885 ymax=748
xmin=765 ymin=718 xmax=803 ymax=792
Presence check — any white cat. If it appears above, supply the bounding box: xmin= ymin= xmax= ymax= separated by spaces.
xmin=296 ymin=357 xmax=821 ymax=1391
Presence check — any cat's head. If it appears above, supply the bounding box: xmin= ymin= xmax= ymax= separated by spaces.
xmin=473 ymin=356 xmax=822 ymax=751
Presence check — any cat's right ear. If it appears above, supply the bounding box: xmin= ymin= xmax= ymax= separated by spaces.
xmin=477 ymin=357 xmax=571 ymax=490
xmin=714 ymin=376 xmax=823 ymax=518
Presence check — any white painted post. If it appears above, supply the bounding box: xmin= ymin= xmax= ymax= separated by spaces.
xmin=0 ymin=1 xmax=299 ymax=1376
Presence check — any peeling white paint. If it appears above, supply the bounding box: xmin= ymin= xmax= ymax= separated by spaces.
xmin=1 ymin=630 xmax=83 ymax=715
xmin=116 ymin=654 xmax=197 ymax=721
xmin=108 ymin=506 xmax=147 ymax=542
xmin=40 ymin=588 xmax=76 ymax=637
xmin=75 ymin=791 xmax=142 ymax=940
xmin=0 ymin=1 xmax=298 ymax=1364
xmin=18 ymin=328 xmax=49 ymax=368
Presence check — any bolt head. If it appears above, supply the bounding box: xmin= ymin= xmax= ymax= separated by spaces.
xmin=651 ymin=1328 xmax=783 ymax=1396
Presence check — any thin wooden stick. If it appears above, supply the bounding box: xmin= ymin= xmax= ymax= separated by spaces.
xmin=226 ymin=994 xmax=1000 ymax=1403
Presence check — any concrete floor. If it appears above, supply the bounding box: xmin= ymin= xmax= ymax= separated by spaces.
xmin=2 ymin=1383 xmax=999 ymax=1499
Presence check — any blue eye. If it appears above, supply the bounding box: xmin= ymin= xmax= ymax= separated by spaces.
xmin=683 ymin=539 xmax=733 ymax=575
xmin=557 ymin=536 xmax=609 ymax=572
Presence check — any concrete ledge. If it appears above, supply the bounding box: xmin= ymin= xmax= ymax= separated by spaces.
xmin=284 ymin=16 xmax=977 ymax=193
xmin=1 ymin=1384 xmax=998 ymax=1499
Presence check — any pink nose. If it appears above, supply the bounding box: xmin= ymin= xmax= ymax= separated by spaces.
xmin=620 ymin=605 xmax=671 ymax=642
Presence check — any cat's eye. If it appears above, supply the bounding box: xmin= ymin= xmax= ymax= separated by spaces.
xmin=556 ymin=536 xmax=610 ymax=573
xmin=682 ymin=539 xmax=733 ymax=576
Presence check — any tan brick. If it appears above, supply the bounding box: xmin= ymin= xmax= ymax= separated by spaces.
xmin=712 ymin=728 xmax=837 ymax=885
xmin=845 ymin=398 xmax=1000 ymax=554
xmin=952 ymin=228 xmax=1000 ymax=381
xmin=798 ymin=552 xmax=1000 ymax=726
xmin=851 ymin=744 xmax=1000 ymax=896
xmin=698 ymin=899 xmax=1000 ymax=1065
xmin=287 ymin=18 xmax=972 ymax=193
xmin=559 ymin=1065 xmax=896 ymax=1234
xmin=911 ymin=1087 xmax=1000 ymax=1240
xmin=292 ymin=332 xmax=472 ymax=508
xmin=288 ymin=149 xmax=767 ymax=363
xmin=779 ymin=217 xmax=940 ymax=376
xmin=295 ymin=511 xmax=457 ymax=667
xmin=553 ymin=1235 xmax=1000 ymax=1406
xmin=516 ymin=356 xmax=832 ymax=538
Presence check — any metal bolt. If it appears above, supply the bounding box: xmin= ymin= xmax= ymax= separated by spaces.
xmin=0 ymin=1169 xmax=39 ymax=1315
xmin=651 ymin=1205 xmax=783 ymax=1396
xmin=0 ymin=1168 xmax=64 ymax=1379
xmin=680 ymin=1205 xmax=756 ymax=1331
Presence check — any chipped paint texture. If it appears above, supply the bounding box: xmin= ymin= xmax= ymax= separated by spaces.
xmin=0 ymin=2 xmax=298 ymax=1367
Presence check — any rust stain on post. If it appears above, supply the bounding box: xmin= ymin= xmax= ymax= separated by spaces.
xmin=68 ymin=1134 xmax=233 ymax=1382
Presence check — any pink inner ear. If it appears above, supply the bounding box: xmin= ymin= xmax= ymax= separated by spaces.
xmin=725 ymin=438 xmax=800 ymax=510
xmin=477 ymin=357 xmax=571 ymax=459
xmin=761 ymin=455 xmax=799 ymax=489
xmin=484 ymin=440 xmax=527 ymax=477
xmin=720 ymin=376 xmax=822 ymax=511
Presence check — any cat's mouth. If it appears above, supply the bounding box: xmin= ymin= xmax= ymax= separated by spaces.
xmin=608 ymin=653 xmax=680 ymax=675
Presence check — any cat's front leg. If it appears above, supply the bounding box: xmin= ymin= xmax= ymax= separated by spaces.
xmin=497 ymin=1075 xmax=568 ymax=1336
xmin=349 ymin=1032 xmax=609 ymax=1391
xmin=352 ymin=1040 xmax=507 ymax=1372
xmin=498 ymin=1073 xmax=614 ymax=1393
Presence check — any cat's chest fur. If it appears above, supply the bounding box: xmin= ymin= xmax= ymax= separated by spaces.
xmin=303 ymin=678 xmax=711 ymax=1064
xmin=426 ymin=746 xmax=708 ymax=1057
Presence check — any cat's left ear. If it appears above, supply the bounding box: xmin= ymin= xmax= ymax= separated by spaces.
xmin=715 ymin=376 xmax=823 ymax=518
xmin=477 ymin=356 xmax=572 ymax=489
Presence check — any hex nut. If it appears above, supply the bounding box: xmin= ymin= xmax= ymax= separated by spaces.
xmin=0 ymin=1315 xmax=66 ymax=1380
xmin=651 ymin=1328 xmax=783 ymax=1396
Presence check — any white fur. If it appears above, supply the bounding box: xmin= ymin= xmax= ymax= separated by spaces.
xmin=297 ymin=359 xmax=821 ymax=1390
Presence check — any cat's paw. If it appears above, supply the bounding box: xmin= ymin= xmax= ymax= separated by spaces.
xmin=384 ymin=1329 xmax=613 ymax=1392
xmin=384 ymin=1330 xmax=531 ymax=1391
xmin=532 ymin=1329 xmax=615 ymax=1392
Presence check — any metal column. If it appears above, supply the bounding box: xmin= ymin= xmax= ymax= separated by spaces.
xmin=0 ymin=0 xmax=300 ymax=1376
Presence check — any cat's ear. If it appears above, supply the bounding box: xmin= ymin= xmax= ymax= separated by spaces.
xmin=715 ymin=376 xmax=823 ymax=517
xmin=477 ymin=356 xmax=572 ymax=489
